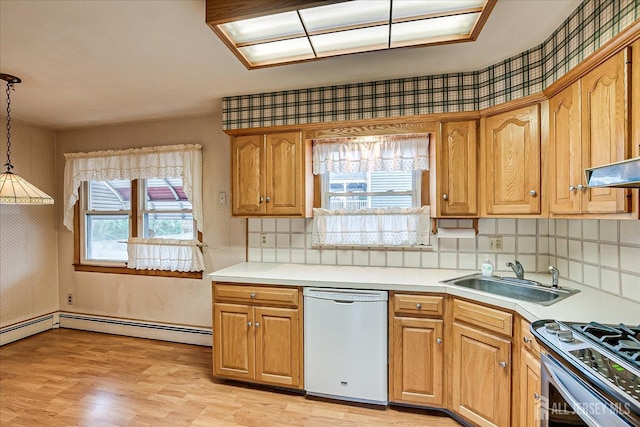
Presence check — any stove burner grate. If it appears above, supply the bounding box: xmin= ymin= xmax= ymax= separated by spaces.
xmin=570 ymin=322 xmax=640 ymax=367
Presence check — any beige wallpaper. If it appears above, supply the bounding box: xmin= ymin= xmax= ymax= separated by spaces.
xmin=55 ymin=109 xmax=246 ymax=328
xmin=0 ymin=118 xmax=59 ymax=328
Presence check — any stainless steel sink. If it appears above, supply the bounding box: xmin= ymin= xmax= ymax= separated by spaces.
xmin=441 ymin=274 xmax=579 ymax=306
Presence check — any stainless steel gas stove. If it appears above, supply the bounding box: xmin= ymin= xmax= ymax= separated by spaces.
xmin=532 ymin=320 xmax=640 ymax=427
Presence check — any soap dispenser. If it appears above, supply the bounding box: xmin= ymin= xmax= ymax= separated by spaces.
xmin=481 ymin=256 xmax=494 ymax=277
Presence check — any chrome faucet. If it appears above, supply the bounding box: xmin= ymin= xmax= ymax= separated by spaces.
xmin=548 ymin=265 xmax=560 ymax=288
xmin=506 ymin=260 xmax=524 ymax=279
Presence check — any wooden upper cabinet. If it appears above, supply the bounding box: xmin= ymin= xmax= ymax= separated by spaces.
xmin=434 ymin=121 xmax=478 ymax=216
xmin=483 ymin=104 xmax=541 ymax=215
xmin=581 ymin=50 xmax=630 ymax=214
xmin=231 ymin=131 xmax=313 ymax=217
xmin=549 ymin=49 xmax=631 ymax=216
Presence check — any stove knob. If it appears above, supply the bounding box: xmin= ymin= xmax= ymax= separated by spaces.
xmin=545 ymin=322 xmax=561 ymax=334
xmin=557 ymin=330 xmax=575 ymax=342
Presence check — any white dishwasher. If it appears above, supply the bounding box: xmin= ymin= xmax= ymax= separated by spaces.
xmin=303 ymin=287 xmax=388 ymax=405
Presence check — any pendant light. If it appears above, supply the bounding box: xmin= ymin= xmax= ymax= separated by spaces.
xmin=0 ymin=73 xmax=54 ymax=204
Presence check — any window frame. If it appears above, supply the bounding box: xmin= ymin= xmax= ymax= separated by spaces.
xmin=73 ymin=179 xmax=203 ymax=279
xmin=320 ymin=169 xmax=422 ymax=210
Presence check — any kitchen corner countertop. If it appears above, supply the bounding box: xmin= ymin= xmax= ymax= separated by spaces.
xmin=208 ymin=262 xmax=640 ymax=325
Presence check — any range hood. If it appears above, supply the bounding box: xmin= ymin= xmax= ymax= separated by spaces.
xmin=585 ymin=157 xmax=640 ymax=188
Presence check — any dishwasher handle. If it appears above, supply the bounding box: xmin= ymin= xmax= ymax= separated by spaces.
xmin=304 ymin=288 xmax=388 ymax=302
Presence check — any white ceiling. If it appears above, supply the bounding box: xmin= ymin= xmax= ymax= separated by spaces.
xmin=0 ymin=0 xmax=581 ymax=130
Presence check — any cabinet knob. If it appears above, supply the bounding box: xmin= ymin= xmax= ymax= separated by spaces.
xmin=569 ymin=185 xmax=575 ymax=192
xmin=265 ymin=196 xmax=271 ymax=203
xmin=576 ymin=184 xmax=585 ymax=191
xmin=255 ymin=322 xmax=260 ymax=327
xmin=534 ymin=393 xmax=540 ymax=400
xmin=529 ymin=190 xmax=537 ymax=197
xmin=250 ymin=293 xmax=256 ymax=298
xmin=416 ymin=303 xmax=422 ymax=309
xmin=436 ymin=338 xmax=442 ymax=344
xmin=259 ymin=197 xmax=264 ymax=203
xmin=442 ymin=194 xmax=448 ymax=201
xmin=499 ymin=361 xmax=507 ymax=368
xmin=523 ymin=336 xmax=532 ymax=343
xmin=247 ymin=322 xmax=252 ymax=327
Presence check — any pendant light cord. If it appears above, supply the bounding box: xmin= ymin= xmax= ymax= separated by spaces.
xmin=4 ymin=80 xmax=13 ymax=173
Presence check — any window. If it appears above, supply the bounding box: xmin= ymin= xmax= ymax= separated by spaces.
xmin=322 ymin=170 xmax=420 ymax=210
xmin=312 ymin=134 xmax=431 ymax=247
xmin=64 ymin=144 xmax=204 ymax=278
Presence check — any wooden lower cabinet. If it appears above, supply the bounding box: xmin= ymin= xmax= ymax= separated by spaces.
xmin=390 ymin=316 xmax=444 ymax=406
xmin=519 ymin=348 xmax=542 ymax=427
xmin=213 ymin=283 xmax=303 ymax=389
xmin=450 ymin=320 xmax=512 ymax=427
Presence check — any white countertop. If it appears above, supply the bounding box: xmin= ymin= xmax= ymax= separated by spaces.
xmin=208 ymin=262 xmax=640 ymax=325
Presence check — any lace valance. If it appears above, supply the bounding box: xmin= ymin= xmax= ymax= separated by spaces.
xmin=63 ymin=144 xmax=202 ymax=232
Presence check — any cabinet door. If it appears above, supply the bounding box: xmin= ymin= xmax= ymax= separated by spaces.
xmin=439 ymin=121 xmax=478 ymax=216
xmin=232 ymin=135 xmax=265 ymax=215
xmin=451 ymin=321 xmax=511 ymax=427
xmin=485 ymin=105 xmax=541 ymax=215
xmin=520 ymin=349 xmax=542 ymax=427
xmin=265 ymin=132 xmax=304 ymax=216
xmin=254 ymin=306 xmax=302 ymax=388
xmin=390 ymin=316 xmax=444 ymax=406
xmin=581 ymin=50 xmax=630 ymax=213
xmin=213 ymin=303 xmax=255 ymax=380
xmin=549 ymin=82 xmax=583 ymax=214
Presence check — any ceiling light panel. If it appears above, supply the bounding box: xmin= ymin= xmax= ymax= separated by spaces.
xmin=219 ymin=11 xmax=304 ymax=45
xmin=238 ymin=38 xmax=315 ymax=66
xmin=392 ymin=0 xmax=485 ymax=20
xmin=311 ymin=26 xmax=389 ymax=56
xmin=391 ymin=12 xmax=480 ymax=47
xmin=299 ymin=1 xmax=390 ymax=33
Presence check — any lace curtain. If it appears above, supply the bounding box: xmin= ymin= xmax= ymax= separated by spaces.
xmin=312 ymin=207 xmax=430 ymax=246
xmin=127 ymin=238 xmax=204 ymax=272
xmin=312 ymin=134 xmax=430 ymax=175
xmin=63 ymin=144 xmax=203 ymax=232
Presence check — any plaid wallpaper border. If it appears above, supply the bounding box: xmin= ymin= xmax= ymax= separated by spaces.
xmin=223 ymin=0 xmax=639 ymax=130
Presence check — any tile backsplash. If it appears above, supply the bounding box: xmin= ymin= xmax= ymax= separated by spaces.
xmin=247 ymin=218 xmax=640 ymax=302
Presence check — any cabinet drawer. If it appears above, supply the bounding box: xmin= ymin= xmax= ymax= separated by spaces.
xmin=520 ymin=318 xmax=541 ymax=354
xmin=453 ymin=299 xmax=512 ymax=336
xmin=392 ymin=293 xmax=444 ymax=317
xmin=214 ymin=283 xmax=299 ymax=307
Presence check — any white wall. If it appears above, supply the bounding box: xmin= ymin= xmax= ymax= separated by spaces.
xmin=0 ymin=118 xmax=59 ymax=339
xmin=55 ymin=110 xmax=246 ymax=334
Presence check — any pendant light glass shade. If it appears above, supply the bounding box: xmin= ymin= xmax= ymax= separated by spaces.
xmin=0 ymin=171 xmax=54 ymax=204
xmin=0 ymin=73 xmax=53 ymax=205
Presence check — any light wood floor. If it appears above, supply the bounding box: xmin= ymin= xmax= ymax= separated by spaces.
xmin=0 ymin=329 xmax=462 ymax=426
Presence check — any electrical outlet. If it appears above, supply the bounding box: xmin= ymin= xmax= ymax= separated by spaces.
xmin=489 ymin=236 xmax=503 ymax=251
xmin=67 ymin=293 xmax=73 ymax=305
xmin=261 ymin=234 xmax=268 ymax=246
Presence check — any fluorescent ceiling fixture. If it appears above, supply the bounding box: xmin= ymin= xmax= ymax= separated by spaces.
xmin=299 ymin=1 xmax=390 ymax=32
xmin=219 ymin=11 xmax=304 ymax=45
xmin=311 ymin=26 xmax=389 ymax=56
xmin=238 ymin=38 xmax=314 ymax=66
xmin=207 ymin=0 xmax=496 ymax=69
xmin=391 ymin=13 xmax=481 ymax=47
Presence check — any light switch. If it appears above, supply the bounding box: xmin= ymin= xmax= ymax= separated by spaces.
xmin=218 ymin=191 xmax=226 ymax=205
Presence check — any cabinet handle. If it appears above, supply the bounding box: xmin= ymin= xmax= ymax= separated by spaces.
xmin=569 ymin=185 xmax=575 ymax=192
xmin=436 ymin=338 xmax=442 ymax=344
xmin=442 ymin=194 xmax=448 ymax=201
xmin=499 ymin=361 xmax=507 ymax=368
xmin=265 ymin=196 xmax=271 ymax=203
xmin=255 ymin=322 xmax=260 ymax=327
xmin=250 ymin=293 xmax=256 ymax=299
xmin=247 ymin=322 xmax=252 ymax=327
xmin=523 ymin=336 xmax=532 ymax=343
xmin=416 ymin=303 xmax=422 ymax=309
xmin=576 ymin=184 xmax=584 ymax=191
xmin=259 ymin=196 xmax=264 ymax=203
xmin=534 ymin=393 xmax=540 ymax=400
xmin=529 ymin=190 xmax=537 ymax=196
